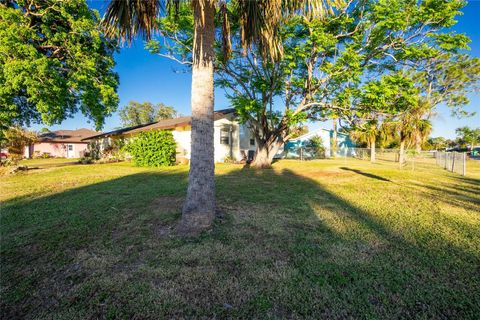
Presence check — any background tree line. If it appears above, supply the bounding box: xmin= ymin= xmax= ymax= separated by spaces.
xmin=118 ymin=101 xmax=178 ymax=127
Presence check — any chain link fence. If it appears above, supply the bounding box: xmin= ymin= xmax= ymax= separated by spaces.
xmin=435 ymin=151 xmax=466 ymax=176
xmin=280 ymin=146 xmax=327 ymax=160
xmin=280 ymin=146 xmax=469 ymax=176
xmin=281 ymin=146 xmax=439 ymax=168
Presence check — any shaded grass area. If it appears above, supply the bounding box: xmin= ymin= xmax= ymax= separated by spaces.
xmin=1 ymin=160 xmax=479 ymax=318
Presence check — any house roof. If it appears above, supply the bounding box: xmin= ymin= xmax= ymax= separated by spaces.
xmin=81 ymin=122 xmax=157 ymax=141
xmin=83 ymin=108 xmax=235 ymax=141
xmin=39 ymin=128 xmax=101 ymax=143
xmin=126 ymin=116 xmax=193 ymax=134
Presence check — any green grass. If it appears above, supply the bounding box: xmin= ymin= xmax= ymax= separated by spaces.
xmin=1 ymin=159 xmax=479 ymax=318
xmin=19 ymin=157 xmax=80 ymax=166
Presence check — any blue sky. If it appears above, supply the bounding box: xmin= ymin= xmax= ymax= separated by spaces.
xmin=33 ymin=0 xmax=479 ymax=139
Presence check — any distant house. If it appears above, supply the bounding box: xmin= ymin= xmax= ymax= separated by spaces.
xmin=25 ymin=128 xmax=100 ymax=159
xmin=283 ymin=128 xmax=355 ymax=158
xmin=83 ymin=109 xmax=258 ymax=163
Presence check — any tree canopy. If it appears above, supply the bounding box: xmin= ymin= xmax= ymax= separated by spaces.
xmin=0 ymin=0 xmax=119 ymax=130
xmin=456 ymin=126 xmax=480 ymax=150
xmin=119 ymin=101 xmax=178 ymax=127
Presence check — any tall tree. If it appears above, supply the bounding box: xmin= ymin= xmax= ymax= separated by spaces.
xmin=102 ymin=0 xmax=338 ymax=232
xmin=378 ymin=100 xmax=433 ymax=165
xmin=0 ymin=0 xmax=119 ymax=131
xmin=349 ymin=120 xmax=380 ymax=163
xmin=427 ymin=137 xmax=447 ymax=151
xmin=2 ymin=127 xmax=37 ymax=163
xmin=119 ymin=101 xmax=177 ymax=126
xmin=119 ymin=101 xmax=158 ymax=126
xmin=156 ymin=103 xmax=178 ymax=120
xmin=456 ymin=127 xmax=480 ymax=151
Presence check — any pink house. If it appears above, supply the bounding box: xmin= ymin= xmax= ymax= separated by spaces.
xmin=26 ymin=128 xmax=100 ymax=159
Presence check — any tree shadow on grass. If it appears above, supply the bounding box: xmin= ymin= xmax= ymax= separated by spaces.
xmin=453 ymin=175 xmax=480 ymax=191
xmin=407 ymin=178 xmax=480 ymax=213
xmin=339 ymin=167 xmax=391 ymax=182
xmin=1 ymin=166 xmax=479 ymax=319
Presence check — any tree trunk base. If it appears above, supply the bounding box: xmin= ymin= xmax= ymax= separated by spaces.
xmin=251 ymin=143 xmax=281 ymax=169
xmin=251 ymin=161 xmax=273 ymax=169
xmin=177 ymin=210 xmax=215 ymax=236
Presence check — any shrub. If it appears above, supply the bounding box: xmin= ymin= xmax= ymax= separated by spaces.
xmin=79 ymin=157 xmax=94 ymax=164
xmin=87 ymin=141 xmax=101 ymax=160
xmin=101 ymin=138 xmax=126 ymax=161
xmin=123 ymin=130 xmax=176 ymax=167
xmin=306 ymin=135 xmax=326 ymax=159
xmin=2 ymin=127 xmax=37 ymax=164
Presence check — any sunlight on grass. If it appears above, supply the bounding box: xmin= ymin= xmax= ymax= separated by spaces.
xmin=1 ymin=158 xmax=479 ymax=318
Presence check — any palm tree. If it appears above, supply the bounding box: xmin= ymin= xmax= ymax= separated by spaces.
xmin=350 ymin=120 xmax=379 ymax=163
xmin=102 ymin=0 xmax=340 ymax=233
xmin=413 ymin=118 xmax=432 ymax=153
xmin=392 ymin=103 xmax=432 ymax=166
xmin=456 ymin=126 xmax=480 ymax=151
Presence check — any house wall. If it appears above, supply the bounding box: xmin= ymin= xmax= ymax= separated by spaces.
xmin=283 ymin=129 xmax=356 ymax=158
xmin=30 ymin=142 xmax=88 ymax=158
xmin=95 ymin=115 xmax=259 ymax=163
xmin=171 ymin=116 xmax=255 ymax=163
xmin=330 ymin=131 xmax=356 ymax=150
xmin=284 ymin=129 xmax=331 ymax=158
xmin=214 ymin=117 xmax=241 ymax=162
xmin=172 ymin=127 xmax=191 ymax=162
xmin=173 ymin=117 xmax=244 ymax=163
xmin=238 ymin=123 xmax=257 ymax=157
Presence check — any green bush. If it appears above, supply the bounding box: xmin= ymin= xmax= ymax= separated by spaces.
xmin=124 ymin=130 xmax=176 ymax=167
xmin=306 ymin=135 xmax=326 ymax=159
xmin=86 ymin=141 xmax=101 ymax=160
xmin=102 ymin=138 xmax=126 ymax=161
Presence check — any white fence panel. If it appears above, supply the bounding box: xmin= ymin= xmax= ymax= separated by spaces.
xmin=435 ymin=151 xmax=466 ymax=176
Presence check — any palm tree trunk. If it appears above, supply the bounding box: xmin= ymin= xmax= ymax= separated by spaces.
xmin=180 ymin=0 xmax=216 ymax=233
xmin=370 ymin=137 xmax=376 ymax=163
xmin=415 ymin=132 xmax=422 ymax=154
xmin=399 ymin=140 xmax=406 ymax=167
xmin=332 ymin=118 xmax=337 ymax=157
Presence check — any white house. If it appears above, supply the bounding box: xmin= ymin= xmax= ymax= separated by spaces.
xmin=84 ymin=109 xmax=257 ymax=163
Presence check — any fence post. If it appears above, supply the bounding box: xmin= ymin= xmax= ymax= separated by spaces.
xmin=463 ymin=152 xmax=466 ymax=176
xmin=451 ymin=152 xmax=456 ymax=172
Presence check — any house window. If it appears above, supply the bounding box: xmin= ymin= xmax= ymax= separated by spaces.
xmin=220 ymin=129 xmax=230 ymax=145
xmin=250 ymin=138 xmax=255 ymax=146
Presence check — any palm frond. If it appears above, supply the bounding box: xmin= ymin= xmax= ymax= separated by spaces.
xmin=235 ymin=0 xmax=344 ymax=61
xmin=102 ymin=0 xmax=163 ymax=42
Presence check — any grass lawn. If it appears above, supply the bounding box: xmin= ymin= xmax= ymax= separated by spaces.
xmin=1 ymin=159 xmax=479 ymax=318
xmin=19 ymin=157 xmax=80 ymax=168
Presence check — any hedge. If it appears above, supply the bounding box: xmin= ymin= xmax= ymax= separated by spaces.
xmin=124 ymin=130 xmax=176 ymax=167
